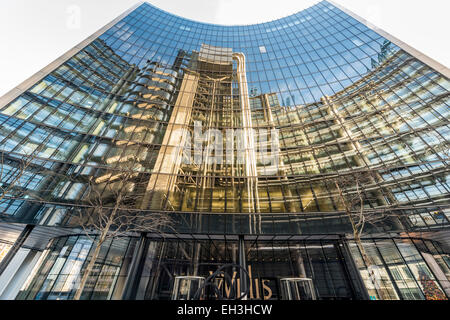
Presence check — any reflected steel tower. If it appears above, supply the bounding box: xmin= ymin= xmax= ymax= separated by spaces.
xmin=0 ymin=1 xmax=449 ymax=300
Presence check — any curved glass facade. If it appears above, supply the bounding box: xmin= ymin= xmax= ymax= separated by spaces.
xmin=0 ymin=1 xmax=449 ymax=300
xmin=16 ymin=235 xmax=450 ymax=300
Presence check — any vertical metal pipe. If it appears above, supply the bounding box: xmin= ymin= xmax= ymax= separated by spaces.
xmin=238 ymin=235 xmax=248 ymax=300
xmin=121 ymin=233 xmax=149 ymax=300
xmin=337 ymin=236 xmax=370 ymax=300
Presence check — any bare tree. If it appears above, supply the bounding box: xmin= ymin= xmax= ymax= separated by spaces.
xmin=334 ymin=171 xmax=395 ymax=259
xmin=68 ymin=166 xmax=172 ymax=300
xmin=0 ymin=151 xmax=39 ymax=205
xmin=333 ymin=171 xmax=400 ymax=298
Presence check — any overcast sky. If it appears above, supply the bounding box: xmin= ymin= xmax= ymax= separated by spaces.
xmin=0 ymin=0 xmax=449 ymax=97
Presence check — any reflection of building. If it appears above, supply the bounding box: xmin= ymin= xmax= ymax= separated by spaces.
xmin=0 ymin=243 xmax=11 ymax=264
xmin=0 ymin=1 xmax=449 ymax=300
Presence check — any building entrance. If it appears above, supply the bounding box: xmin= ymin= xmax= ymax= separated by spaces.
xmin=138 ymin=237 xmax=364 ymax=300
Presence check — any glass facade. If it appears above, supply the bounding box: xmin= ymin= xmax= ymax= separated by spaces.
xmin=15 ymin=235 xmax=450 ymax=300
xmin=0 ymin=1 xmax=449 ymax=300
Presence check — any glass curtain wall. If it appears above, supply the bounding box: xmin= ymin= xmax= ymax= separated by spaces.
xmin=16 ymin=235 xmax=138 ymax=300
xmin=0 ymin=0 xmax=449 ymax=301
xmin=0 ymin=1 xmax=448 ymax=234
xmin=16 ymin=236 xmax=450 ymax=300
xmin=349 ymin=238 xmax=450 ymax=300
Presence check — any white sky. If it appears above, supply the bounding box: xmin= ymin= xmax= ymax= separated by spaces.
xmin=0 ymin=0 xmax=449 ymax=97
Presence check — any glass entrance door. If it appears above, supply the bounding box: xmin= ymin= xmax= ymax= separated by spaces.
xmin=138 ymin=238 xmax=360 ymax=300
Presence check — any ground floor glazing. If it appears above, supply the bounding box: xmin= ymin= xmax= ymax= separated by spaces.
xmin=10 ymin=233 xmax=449 ymax=301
